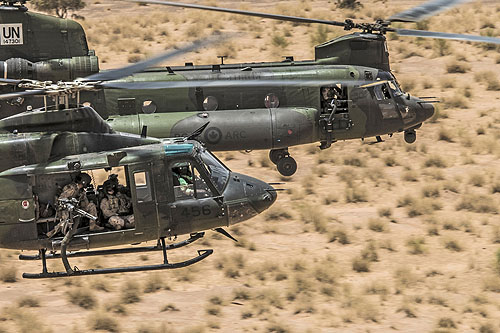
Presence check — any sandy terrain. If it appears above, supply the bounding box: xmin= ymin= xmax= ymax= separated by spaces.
xmin=1 ymin=0 xmax=500 ymax=332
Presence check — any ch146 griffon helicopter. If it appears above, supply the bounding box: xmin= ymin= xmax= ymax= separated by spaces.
xmin=0 ymin=39 xmax=277 ymax=279
xmin=2 ymin=0 xmax=499 ymax=175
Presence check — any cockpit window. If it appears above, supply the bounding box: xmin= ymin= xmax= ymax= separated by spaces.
xmin=199 ymin=149 xmax=229 ymax=193
xmin=171 ymin=161 xmax=214 ymax=200
xmin=388 ymin=81 xmax=403 ymax=96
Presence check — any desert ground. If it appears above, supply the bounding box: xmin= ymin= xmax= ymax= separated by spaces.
xmin=1 ymin=0 xmax=500 ymax=332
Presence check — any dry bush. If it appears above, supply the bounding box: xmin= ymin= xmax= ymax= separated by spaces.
xmin=18 ymin=296 xmax=40 ymax=308
xmin=440 ymin=77 xmax=455 ymax=89
xmin=88 ymin=312 xmax=120 ymax=332
xmin=299 ymin=205 xmax=328 ymax=233
xmin=368 ymin=218 xmax=387 ymax=232
xmin=144 ymin=273 xmax=167 ymax=293
xmin=469 ymin=173 xmax=486 ymax=187
xmin=121 ymin=280 xmax=142 ymax=304
xmin=397 ymin=302 xmax=417 ymax=318
xmin=475 ymin=71 xmax=500 ymax=91
xmin=402 ymin=169 xmax=419 ymax=182
xmin=406 ymin=198 xmax=442 ymax=217
xmin=394 ymin=266 xmax=418 ymax=290
xmin=265 ymin=206 xmax=292 ymax=221
xmin=67 ymin=287 xmax=97 ymax=309
xmin=446 ymin=60 xmax=470 ymax=73
xmin=422 ymin=184 xmax=440 ymax=198
xmin=343 ymin=156 xmax=366 ymax=167
xmin=214 ymin=253 xmax=245 ymax=278
xmin=456 ymin=194 xmax=498 ymax=214
xmin=444 ymin=94 xmax=469 ymax=109
xmin=105 ymin=301 xmax=128 ymax=316
xmin=438 ymin=127 xmax=454 ymax=142
xmin=423 ymin=155 xmax=447 ymax=168
xmin=352 ymin=256 xmax=370 ymax=272
xmin=377 ymin=207 xmax=392 ymax=218
xmin=0 ymin=266 xmax=17 ymax=283
xmin=328 ymin=227 xmax=350 ymax=244
xmin=364 ymin=281 xmax=389 ymax=296
xmin=345 ymin=184 xmax=369 ymax=203
xmin=406 ymin=236 xmax=426 ymax=255
xmin=436 ymin=318 xmax=457 ymax=331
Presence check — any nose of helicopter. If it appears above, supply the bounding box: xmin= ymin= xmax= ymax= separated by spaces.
xmin=224 ymin=173 xmax=277 ymax=225
xmin=419 ymin=102 xmax=435 ymax=122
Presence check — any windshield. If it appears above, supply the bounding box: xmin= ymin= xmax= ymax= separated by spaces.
xmin=388 ymin=81 xmax=403 ymax=96
xmin=199 ymin=149 xmax=230 ymax=193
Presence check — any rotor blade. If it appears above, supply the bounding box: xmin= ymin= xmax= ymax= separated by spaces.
xmin=0 ymin=78 xmax=22 ymax=85
xmin=100 ymin=79 xmax=371 ymax=90
xmin=130 ymin=0 xmax=347 ymax=28
xmin=388 ymin=0 xmax=471 ymax=22
xmin=0 ymin=89 xmax=46 ymax=100
xmin=82 ymin=33 xmax=228 ymax=82
xmin=395 ymin=28 xmax=500 ymax=44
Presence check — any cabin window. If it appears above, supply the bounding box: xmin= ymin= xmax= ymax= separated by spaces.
xmin=203 ymin=96 xmax=218 ymax=111
xmin=142 ymin=100 xmax=157 ymax=114
xmin=172 ymin=161 xmax=214 ymax=200
xmin=264 ymin=93 xmax=279 ymax=108
xmin=134 ymin=171 xmax=152 ymax=202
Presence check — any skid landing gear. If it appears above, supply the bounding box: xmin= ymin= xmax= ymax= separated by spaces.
xmin=269 ymin=148 xmax=297 ymax=176
xmin=21 ymin=232 xmax=211 ymax=279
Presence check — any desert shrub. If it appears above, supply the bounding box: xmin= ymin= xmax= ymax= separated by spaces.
xmin=446 ymin=60 xmax=470 ymax=73
xmin=423 ymin=155 xmax=447 ymax=168
xmin=0 ymin=266 xmax=17 ymax=283
xmin=265 ymin=206 xmax=293 ymax=221
xmin=328 ymin=228 xmax=350 ymax=244
xmin=18 ymin=296 xmax=40 ymax=308
xmin=88 ymin=312 xmax=119 ymax=332
xmin=406 ymin=236 xmax=426 ymax=255
xmin=336 ymin=0 xmax=362 ymax=9
xmin=121 ymin=280 xmax=142 ymax=304
xmin=67 ymin=288 xmax=97 ymax=309
xmin=352 ymin=257 xmax=370 ymax=272
xmin=345 ymin=185 xmax=369 ymax=203
xmin=368 ymin=218 xmax=387 ymax=232
xmin=437 ymin=317 xmax=456 ymax=329
xmin=457 ymin=194 xmax=497 ymax=214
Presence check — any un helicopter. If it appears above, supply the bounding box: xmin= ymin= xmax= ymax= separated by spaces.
xmin=0 ymin=39 xmax=278 ymax=279
xmin=1 ymin=0 xmax=499 ymax=176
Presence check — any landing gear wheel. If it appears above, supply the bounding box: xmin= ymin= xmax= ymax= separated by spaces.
xmin=269 ymin=149 xmax=287 ymax=165
xmin=404 ymin=130 xmax=416 ymax=144
xmin=277 ymin=156 xmax=297 ymax=177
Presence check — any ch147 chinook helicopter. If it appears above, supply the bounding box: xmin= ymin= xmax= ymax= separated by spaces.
xmin=1 ymin=0 xmax=500 ymax=176
xmin=0 ymin=39 xmax=277 ymax=279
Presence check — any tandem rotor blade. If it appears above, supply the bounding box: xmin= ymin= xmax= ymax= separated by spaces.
xmin=0 ymin=78 xmax=23 ymax=86
xmin=394 ymin=28 xmax=500 ymax=44
xmin=83 ymin=33 xmax=228 ymax=82
xmin=100 ymin=79 xmax=371 ymax=90
xmin=0 ymin=89 xmax=46 ymax=100
xmin=388 ymin=0 xmax=471 ymax=22
xmin=130 ymin=0 xmax=348 ymax=27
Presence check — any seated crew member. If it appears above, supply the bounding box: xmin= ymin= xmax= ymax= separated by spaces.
xmin=47 ymin=173 xmax=104 ymax=238
xmin=172 ymin=166 xmax=194 ymax=197
xmin=100 ymin=181 xmax=135 ymax=230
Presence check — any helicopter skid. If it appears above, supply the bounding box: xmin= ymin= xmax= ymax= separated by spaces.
xmin=22 ymin=249 xmax=213 ymax=279
xmin=19 ymin=232 xmax=205 ymax=261
xmin=21 ymin=232 xmax=212 ymax=279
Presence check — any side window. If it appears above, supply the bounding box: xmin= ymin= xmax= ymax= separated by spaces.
xmin=134 ymin=171 xmax=152 ymax=202
xmin=172 ymin=161 xmax=214 ymax=200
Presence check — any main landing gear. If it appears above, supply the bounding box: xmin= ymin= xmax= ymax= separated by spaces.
xmin=269 ymin=148 xmax=297 ymax=177
xmin=404 ymin=129 xmax=416 ymax=144
xmin=20 ymin=232 xmax=211 ymax=279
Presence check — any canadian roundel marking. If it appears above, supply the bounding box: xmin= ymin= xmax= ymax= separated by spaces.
xmin=21 ymin=200 xmax=29 ymax=209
